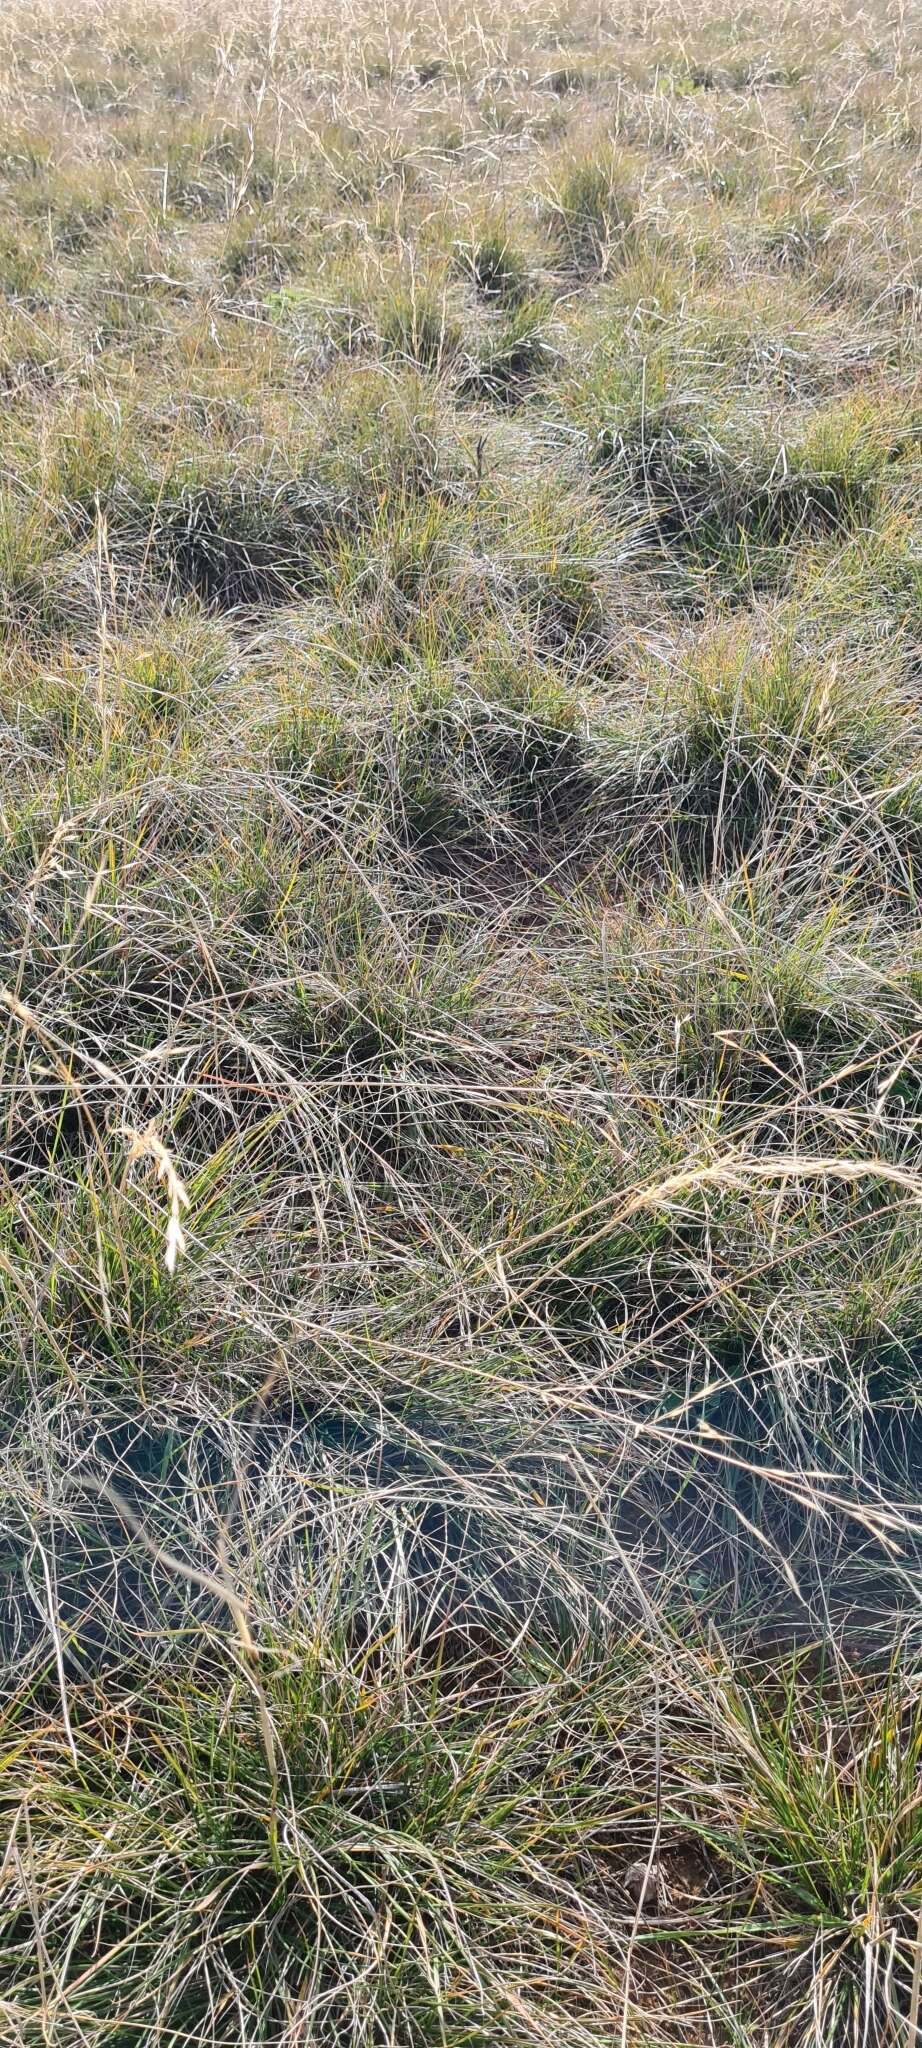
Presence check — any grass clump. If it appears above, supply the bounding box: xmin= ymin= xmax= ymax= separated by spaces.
xmin=222 ymin=209 xmax=305 ymax=287
xmin=543 ymin=146 xmax=638 ymax=272
xmin=0 ymin=226 xmax=45 ymax=301
xmin=0 ymin=492 xmax=72 ymax=640
xmin=455 ymin=221 xmax=531 ymax=304
xmin=628 ymin=623 xmax=918 ymax=879
xmin=681 ymin=1655 xmax=922 ymax=2044
xmin=596 ymin=382 xmax=898 ymax=585
xmin=140 ymin=469 xmax=338 ymax=608
xmin=461 ymin=295 xmax=556 ymax=405
xmin=377 ymin=282 xmax=463 ymax=370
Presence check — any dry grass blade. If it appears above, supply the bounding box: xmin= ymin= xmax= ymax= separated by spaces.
xmin=124 ymin=1122 xmax=190 ymax=1274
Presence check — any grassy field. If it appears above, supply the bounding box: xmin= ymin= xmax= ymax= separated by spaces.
xmin=1 ymin=0 xmax=921 ymax=2040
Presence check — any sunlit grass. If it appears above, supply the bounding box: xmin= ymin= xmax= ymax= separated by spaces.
xmin=0 ymin=2 xmax=921 ymax=2044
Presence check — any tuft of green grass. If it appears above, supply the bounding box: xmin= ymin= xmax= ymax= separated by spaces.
xmin=222 ymin=209 xmax=305 ymax=288
xmin=543 ymin=146 xmax=638 ymax=272
xmin=461 ymin=295 xmax=556 ymax=405
xmin=377 ymin=281 xmax=463 ymax=370
xmin=681 ymin=1654 xmax=922 ymax=2045
xmin=0 ymin=225 xmax=45 ymax=301
xmin=455 ymin=221 xmax=531 ymax=304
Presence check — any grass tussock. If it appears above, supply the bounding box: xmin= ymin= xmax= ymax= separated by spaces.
xmin=0 ymin=3 xmax=922 ymax=2046
xmin=544 ymin=145 xmax=639 ymax=274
